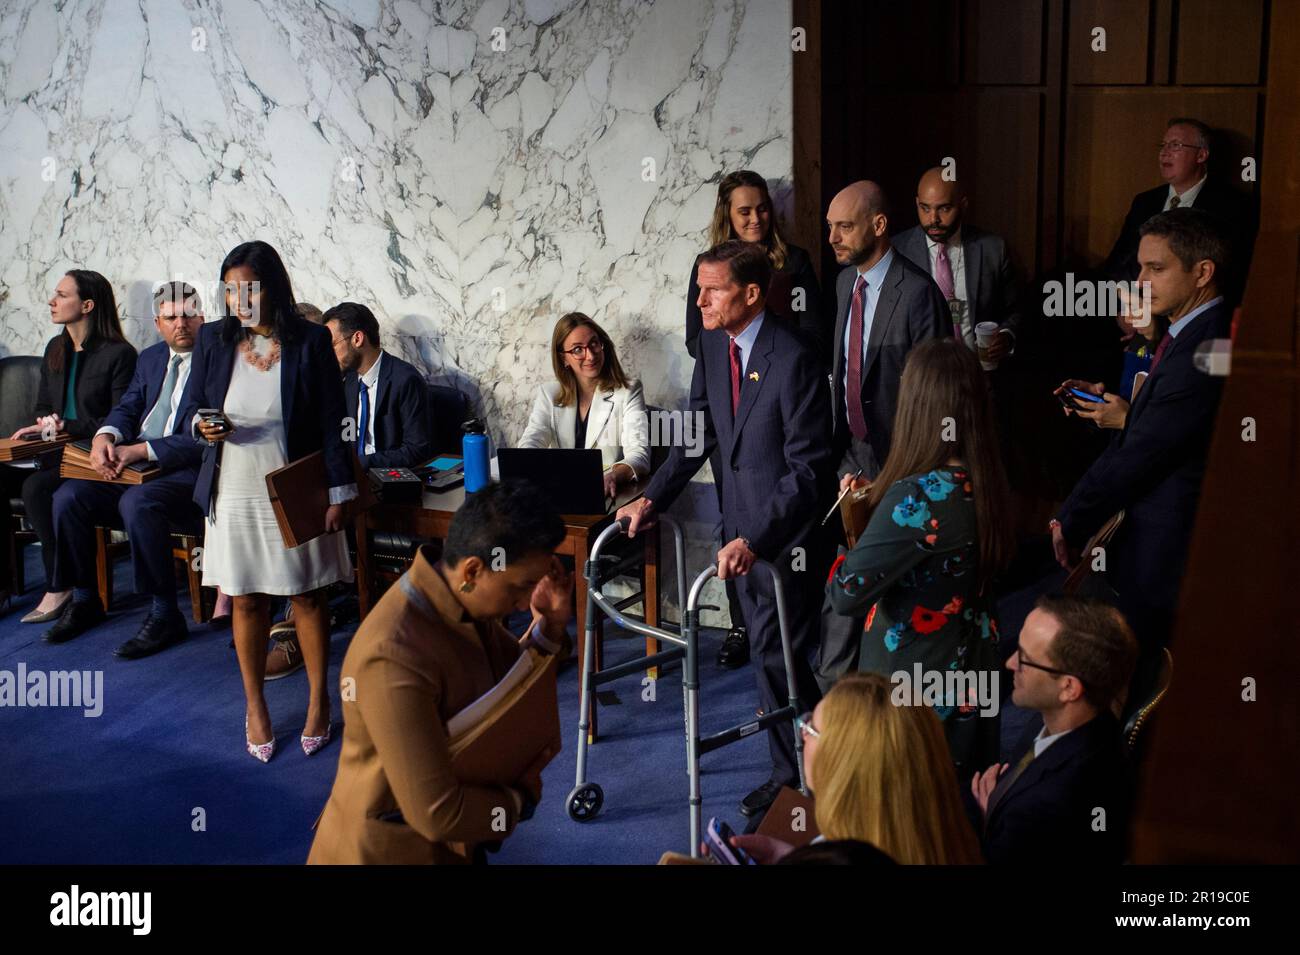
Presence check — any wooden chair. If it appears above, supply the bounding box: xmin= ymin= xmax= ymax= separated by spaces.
xmin=93 ymin=526 xmax=213 ymax=623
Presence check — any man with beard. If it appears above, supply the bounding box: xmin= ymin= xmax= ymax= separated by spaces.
xmin=892 ymin=167 xmax=1023 ymax=361
xmin=44 ymin=282 xmax=207 ymax=658
xmin=815 ymin=181 xmax=948 ymax=689
xmin=326 ymin=301 xmax=433 ymax=471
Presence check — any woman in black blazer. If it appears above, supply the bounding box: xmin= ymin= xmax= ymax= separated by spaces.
xmin=179 ymin=241 xmax=356 ymax=762
xmin=2 ymin=270 xmax=136 ymax=621
xmin=683 ymin=171 xmax=826 ymax=670
xmin=684 ymin=170 xmax=825 ymax=361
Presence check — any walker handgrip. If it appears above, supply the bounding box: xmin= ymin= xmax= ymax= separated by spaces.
xmin=616 ymin=516 xmax=631 ymax=532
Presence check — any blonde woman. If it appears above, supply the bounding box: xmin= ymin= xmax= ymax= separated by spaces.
xmin=519 ymin=313 xmax=649 ymax=499
xmin=730 ymin=672 xmax=983 ymax=864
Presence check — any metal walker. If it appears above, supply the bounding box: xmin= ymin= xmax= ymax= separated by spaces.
xmin=566 ymin=517 xmax=808 ymax=859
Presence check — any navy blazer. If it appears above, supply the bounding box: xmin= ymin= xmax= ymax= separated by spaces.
xmin=830 ymin=252 xmax=948 ymax=473
xmin=685 ymin=244 xmax=827 ymax=364
xmin=644 ymin=314 xmax=832 ymax=558
xmin=177 ymin=317 xmax=356 ymax=517
xmin=342 ymin=350 xmax=434 ymax=469
xmin=1103 ymin=179 xmax=1257 ymax=303
xmin=892 ymin=224 xmax=1025 ymax=340
xmin=1058 ymin=299 xmax=1232 ymax=612
xmin=33 ymin=333 xmax=137 ymax=440
xmin=982 ymin=713 xmax=1129 ymax=865
xmin=100 ymin=340 xmax=203 ymax=472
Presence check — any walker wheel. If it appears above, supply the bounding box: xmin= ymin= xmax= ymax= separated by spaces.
xmin=566 ymin=783 xmax=604 ymax=822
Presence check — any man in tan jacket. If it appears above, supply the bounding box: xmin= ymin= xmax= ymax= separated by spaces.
xmin=308 ymin=481 xmax=572 ymax=864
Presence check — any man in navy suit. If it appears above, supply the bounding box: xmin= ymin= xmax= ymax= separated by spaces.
xmin=1054 ymin=209 xmax=1233 ymax=687
xmin=828 ymin=180 xmax=949 ymax=484
xmin=44 ymin=283 xmax=206 ymax=657
xmin=619 ymin=240 xmax=833 ymax=817
xmin=972 ymin=595 xmax=1136 ymax=865
xmin=1103 ymin=117 xmax=1256 ymax=307
xmin=892 ymin=167 xmax=1024 ymax=360
xmin=327 ymin=302 xmax=433 ymax=470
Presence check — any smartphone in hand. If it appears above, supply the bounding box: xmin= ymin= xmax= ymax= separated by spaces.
xmin=705 ymin=817 xmax=756 ymax=865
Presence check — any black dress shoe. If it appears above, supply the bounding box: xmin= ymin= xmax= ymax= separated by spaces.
xmin=739 ymin=780 xmax=784 ymax=817
xmin=114 ymin=612 xmax=187 ymax=659
xmin=716 ymin=626 xmax=750 ymax=669
xmin=43 ymin=598 xmax=106 ymax=644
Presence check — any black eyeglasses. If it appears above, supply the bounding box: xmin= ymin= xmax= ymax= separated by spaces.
xmin=1158 ymin=140 xmax=1204 ymax=153
xmin=1016 ymin=648 xmax=1082 ymax=683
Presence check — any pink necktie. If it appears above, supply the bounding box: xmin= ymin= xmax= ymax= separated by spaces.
xmin=1149 ymin=332 xmax=1173 ymax=374
xmin=729 ymin=338 xmax=742 ymax=415
xmin=934 ymin=243 xmax=956 ymax=301
xmin=846 ymin=276 xmax=868 ymax=441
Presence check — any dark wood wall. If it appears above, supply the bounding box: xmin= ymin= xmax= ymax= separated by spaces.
xmin=812 ymin=0 xmax=1267 ymax=285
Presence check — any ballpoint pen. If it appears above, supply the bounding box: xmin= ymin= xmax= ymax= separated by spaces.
xmin=821 ymin=468 xmax=865 ymax=525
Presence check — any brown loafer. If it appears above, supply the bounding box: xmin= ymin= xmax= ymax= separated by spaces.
xmin=265 ymin=633 xmax=304 ymax=681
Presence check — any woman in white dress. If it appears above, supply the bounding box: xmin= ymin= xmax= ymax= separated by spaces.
xmin=518 ymin=313 xmax=650 ymax=498
xmin=183 ymin=241 xmax=356 ymax=762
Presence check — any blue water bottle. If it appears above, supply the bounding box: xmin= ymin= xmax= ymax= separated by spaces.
xmin=461 ymin=418 xmax=490 ymax=493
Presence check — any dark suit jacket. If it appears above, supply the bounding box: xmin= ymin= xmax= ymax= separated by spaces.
xmin=1103 ymin=179 xmax=1257 ymax=302
xmin=982 ymin=713 xmax=1129 ymax=865
xmin=343 ymin=350 xmax=433 ymax=469
xmin=645 ymin=313 xmax=832 ymax=559
xmin=831 ymin=251 xmax=948 ymax=474
xmin=33 ymin=333 xmax=137 ymax=440
xmin=1058 ymin=299 xmax=1232 ymax=613
xmin=892 ymin=224 xmax=1024 ymax=340
xmin=177 ymin=316 xmax=355 ymax=517
xmin=686 ymin=244 xmax=826 ymax=364
xmin=100 ymin=340 xmax=203 ymax=472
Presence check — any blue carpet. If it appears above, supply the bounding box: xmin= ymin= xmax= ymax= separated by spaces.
xmin=0 ymin=546 xmax=1056 ymax=864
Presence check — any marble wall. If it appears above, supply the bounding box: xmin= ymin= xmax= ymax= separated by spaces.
xmin=0 ymin=0 xmax=795 ymax=620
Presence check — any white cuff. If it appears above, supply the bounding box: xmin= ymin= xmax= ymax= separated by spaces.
xmin=528 ymin=621 xmax=562 ymax=655
xmin=328 ymin=483 xmax=359 ymax=505
xmin=96 ymin=426 xmax=123 ymax=443
xmin=145 ymin=442 xmax=158 ymax=462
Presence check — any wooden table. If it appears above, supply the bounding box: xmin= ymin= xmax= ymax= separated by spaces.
xmin=354 ymin=480 xmax=662 ymax=741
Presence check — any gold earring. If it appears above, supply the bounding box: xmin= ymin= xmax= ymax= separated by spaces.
xmin=459 ymin=580 xmax=475 ymax=594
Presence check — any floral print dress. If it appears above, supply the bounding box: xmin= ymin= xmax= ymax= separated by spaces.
xmin=826 ymin=465 xmax=1000 ymax=773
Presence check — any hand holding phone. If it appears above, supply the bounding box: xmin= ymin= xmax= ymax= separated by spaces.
xmin=196 ymin=408 xmax=233 ymax=443
xmin=705 ymin=817 xmax=757 ymax=865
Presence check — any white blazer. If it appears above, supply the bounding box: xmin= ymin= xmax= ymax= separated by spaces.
xmin=518 ymin=379 xmax=650 ymax=478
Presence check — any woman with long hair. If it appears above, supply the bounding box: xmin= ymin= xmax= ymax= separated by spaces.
xmin=827 ymin=337 xmax=1014 ymax=774
xmin=724 ymin=673 xmax=983 ymax=864
xmin=519 ymin=312 xmax=649 ymax=499
xmin=178 ymin=241 xmax=355 ymax=761
xmin=685 ymin=170 xmax=824 ymax=360
xmin=2 ymin=270 xmax=136 ymax=622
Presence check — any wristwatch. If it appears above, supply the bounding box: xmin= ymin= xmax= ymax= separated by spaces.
xmin=738 ymin=536 xmax=755 ymax=555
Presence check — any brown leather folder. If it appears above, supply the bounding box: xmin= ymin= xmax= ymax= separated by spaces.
xmin=265 ymin=451 xmax=372 ymax=548
xmin=59 ymin=439 xmax=160 ymax=485
xmin=840 ymin=484 xmax=874 ymax=549
xmin=447 ymin=649 xmax=562 ymax=786
xmin=755 ymin=785 xmax=821 ymax=847
xmin=0 ymin=434 xmax=72 ymax=462
xmin=1063 ymin=510 xmax=1126 ymax=595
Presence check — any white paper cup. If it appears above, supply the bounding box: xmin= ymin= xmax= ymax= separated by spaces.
xmin=975 ymin=322 xmax=1000 ymax=370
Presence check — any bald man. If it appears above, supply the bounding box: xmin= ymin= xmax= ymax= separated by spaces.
xmin=893 ymin=168 xmax=1023 ymax=362
xmin=826 ymin=180 xmax=948 ymax=483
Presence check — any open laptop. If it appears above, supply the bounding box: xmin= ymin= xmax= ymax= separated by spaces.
xmin=496 ymin=448 xmax=610 ymax=515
